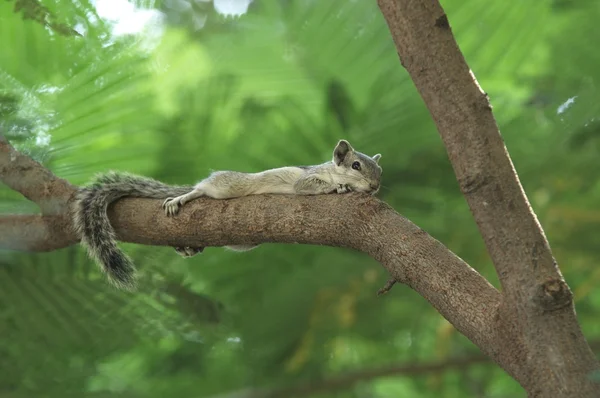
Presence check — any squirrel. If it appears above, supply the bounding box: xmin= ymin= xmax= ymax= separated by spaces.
xmin=72 ymin=139 xmax=382 ymax=290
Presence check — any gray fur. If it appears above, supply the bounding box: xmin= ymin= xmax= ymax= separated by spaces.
xmin=73 ymin=140 xmax=382 ymax=290
xmin=72 ymin=171 xmax=193 ymax=290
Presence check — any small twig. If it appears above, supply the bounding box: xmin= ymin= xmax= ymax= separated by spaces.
xmin=377 ymin=278 xmax=397 ymax=296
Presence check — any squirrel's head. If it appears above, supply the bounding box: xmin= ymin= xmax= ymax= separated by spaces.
xmin=332 ymin=139 xmax=382 ymax=195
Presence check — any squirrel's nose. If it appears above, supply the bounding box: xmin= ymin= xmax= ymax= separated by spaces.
xmin=370 ymin=183 xmax=379 ymax=190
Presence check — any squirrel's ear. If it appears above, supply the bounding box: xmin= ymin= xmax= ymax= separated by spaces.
xmin=333 ymin=140 xmax=353 ymax=165
xmin=372 ymin=154 xmax=381 ymax=163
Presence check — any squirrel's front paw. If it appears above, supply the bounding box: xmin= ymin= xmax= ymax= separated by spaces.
xmin=162 ymin=197 xmax=181 ymax=216
xmin=336 ymin=184 xmax=352 ymax=194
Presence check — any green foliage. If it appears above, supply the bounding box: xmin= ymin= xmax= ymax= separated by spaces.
xmin=1 ymin=0 xmax=599 ymax=397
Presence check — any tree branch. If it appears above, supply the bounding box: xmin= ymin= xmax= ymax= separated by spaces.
xmin=3 ymin=192 xmax=503 ymax=358
xmin=0 ymin=214 xmax=77 ymax=251
xmin=111 ymin=194 xmax=502 ymax=348
xmin=0 ymin=135 xmax=75 ymax=214
xmin=0 ymin=134 xmax=506 ymax=370
xmin=377 ymin=0 xmax=558 ymax=297
xmin=376 ymin=0 xmax=600 ymax=395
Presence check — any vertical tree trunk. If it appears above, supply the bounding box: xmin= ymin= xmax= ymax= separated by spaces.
xmin=376 ymin=0 xmax=600 ymax=396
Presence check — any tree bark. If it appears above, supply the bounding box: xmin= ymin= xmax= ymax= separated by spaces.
xmin=0 ymin=135 xmax=73 ymax=215
xmin=376 ymin=0 xmax=600 ymax=396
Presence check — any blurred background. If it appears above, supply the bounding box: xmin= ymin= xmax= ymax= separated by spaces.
xmin=0 ymin=0 xmax=599 ymax=397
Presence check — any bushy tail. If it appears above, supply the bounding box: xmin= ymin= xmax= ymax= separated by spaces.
xmin=72 ymin=171 xmax=193 ymax=290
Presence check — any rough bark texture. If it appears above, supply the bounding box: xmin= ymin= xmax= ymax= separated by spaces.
xmin=376 ymin=0 xmax=600 ymax=396
xmin=0 ymin=135 xmax=74 ymax=215
xmin=1 ymin=1 xmax=598 ymax=396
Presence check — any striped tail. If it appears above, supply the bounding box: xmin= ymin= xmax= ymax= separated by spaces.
xmin=72 ymin=171 xmax=193 ymax=289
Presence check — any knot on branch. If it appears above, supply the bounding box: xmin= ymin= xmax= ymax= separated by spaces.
xmin=458 ymin=173 xmax=490 ymax=194
xmin=434 ymin=14 xmax=449 ymax=29
xmin=532 ymin=278 xmax=573 ymax=312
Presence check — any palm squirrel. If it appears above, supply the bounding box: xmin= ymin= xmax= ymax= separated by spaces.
xmin=72 ymin=139 xmax=383 ymax=290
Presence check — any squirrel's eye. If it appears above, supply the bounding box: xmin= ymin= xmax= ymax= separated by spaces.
xmin=352 ymin=161 xmax=361 ymax=170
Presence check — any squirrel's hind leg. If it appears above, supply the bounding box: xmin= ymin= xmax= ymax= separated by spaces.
xmin=174 ymin=246 xmax=204 ymax=257
xmin=163 ymin=177 xmax=240 ymax=217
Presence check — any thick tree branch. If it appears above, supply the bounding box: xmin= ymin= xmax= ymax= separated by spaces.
xmin=0 ymin=135 xmax=507 ymax=368
xmin=1 ymin=191 xmax=504 ymax=363
xmin=0 ymin=215 xmax=77 ymax=251
xmin=108 ymin=194 xmax=502 ymax=351
xmin=376 ymin=0 xmax=558 ymax=297
xmin=0 ymin=135 xmax=75 ymax=214
xmin=376 ymin=0 xmax=600 ymax=395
